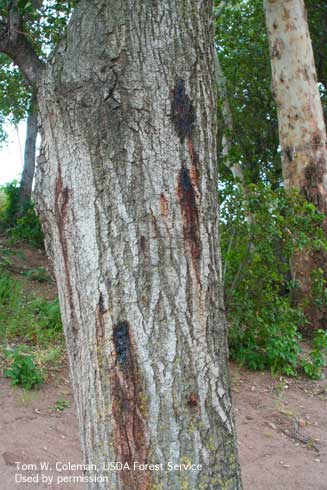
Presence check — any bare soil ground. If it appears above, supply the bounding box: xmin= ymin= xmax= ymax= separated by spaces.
xmin=232 ymin=364 xmax=327 ymax=490
xmin=1 ymin=364 xmax=326 ymax=489
xmin=0 ymin=239 xmax=327 ymax=489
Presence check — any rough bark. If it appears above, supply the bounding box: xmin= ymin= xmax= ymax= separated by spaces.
xmin=18 ymin=90 xmax=38 ymax=212
xmin=264 ymin=0 xmax=327 ymax=332
xmin=34 ymin=2 xmax=242 ymax=488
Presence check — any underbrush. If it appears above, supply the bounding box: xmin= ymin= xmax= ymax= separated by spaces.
xmin=0 ymin=272 xmax=62 ymax=345
xmin=3 ymin=345 xmax=44 ymax=390
xmin=0 ymin=181 xmax=61 ymax=390
xmin=220 ymin=184 xmax=327 ymax=378
xmin=0 ymin=181 xmax=44 ymax=248
xmin=0 ymin=268 xmax=64 ymax=389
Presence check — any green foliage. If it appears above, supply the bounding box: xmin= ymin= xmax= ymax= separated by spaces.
xmin=215 ymin=0 xmax=327 ymax=188
xmin=0 ymin=2 xmax=79 ymax=138
xmin=306 ymin=1 xmax=327 ymax=116
xmin=301 ymin=329 xmax=327 ymax=379
xmin=0 ymin=271 xmax=63 ymax=346
xmin=54 ymin=398 xmax=71 ymax=411
xmin=9 ymin=202 xmax=44 ymax=248
xmin=37 ymin=346 xmax=63 ymax=367
xmin=23 ymin=266 xmax=50 ymax=282
xmin=311 ymin=268 xmax=327 ymax=309
xmin=0 ymin=188 xmax=6 ymax=212
xmin=0 ymin=180 xmax=44 ymax=248
xmin=0 ymin=54 xmax=31 ymax=141
xmin=0 ymin=272 xmax=18 ymax=304
xmin=215 ymin=0 xmax=281 ymax=187
xmin=3 ymin=346 xmax=44 ymax=390
xmin=34 ymin=298 xmax=62 ymax=334
xmin=221 ymin=184 xmax=327 ymax=377
xmin=0 ymin=180 xmax=20 ymax=226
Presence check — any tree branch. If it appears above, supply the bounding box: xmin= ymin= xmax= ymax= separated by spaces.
xmin=214 ymin=1 xmax=228 ymax=20
xmin=0 ymin=2 xmax=43 ymax=85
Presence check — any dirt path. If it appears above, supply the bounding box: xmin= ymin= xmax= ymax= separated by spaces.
xmin=0 ymin=370 xmax=82 ymax=490
xmin=1 ymin=363 xmax=326 ymax=489
xmin=232 ymin=365 xmax=327 ymax=490
xmin=0 ymin=238 xmax=326 ymax=489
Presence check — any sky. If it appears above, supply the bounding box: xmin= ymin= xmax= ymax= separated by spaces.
xmin=0 ymin=123 xmax=26 ymax=185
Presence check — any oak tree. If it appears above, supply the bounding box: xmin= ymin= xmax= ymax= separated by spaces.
xmin=0 ymin=1 xmax=242 ymax=489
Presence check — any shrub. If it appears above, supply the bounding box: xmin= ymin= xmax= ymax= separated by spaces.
xmin=34 ymin=298 xmax=62 ymax=334
xmin=9 ymin=201 xmax=44 ymax=248
xmin=301 ymin=329 xmax=327 ymax=379
xmin=220 ymin=184 xmax=327 ymax=377
xmin=23 ymin=267 xmax=51 ymax=283
xmin=3 ymin=346 xmax=44 ymax=390
xmin=0 ymin=180 xmax=44 ymax=248
xmin=0 ymin=273 xmax=63 ymax=346
xmin=0 ymin=180 xmax=20 ymax=227
xmin=54 ymin=398 xmax=71 ymax=411
xmin=0 ymin=273 xmax=18 ymax=305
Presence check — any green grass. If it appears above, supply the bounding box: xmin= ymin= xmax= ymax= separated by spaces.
xmin=22 ymin=267 xmax=51 ymax=283
xmin=0 ymin=267 xmax=64 ymax=388
xmin=0 ymin=272 xmax=63 ymax=346
xmin=0 ymin=184 xmax=62 ymax=389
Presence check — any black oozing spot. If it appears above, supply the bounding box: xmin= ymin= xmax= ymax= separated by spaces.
xmin=113 ymin=321 xmax=130 ymax=366
xmin=98 ymin=292 xmax=105 ymax=314
xmin=179 ymin=166 xmax=193 ymax=192
xmin=171 ymin=78 xmax=195 ymax=142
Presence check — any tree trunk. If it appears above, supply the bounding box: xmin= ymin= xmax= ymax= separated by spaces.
xmin=34 ymin=1 xmax=242 ymax=489
xmin=264 ymin=0 xmax=327 ymax=332
xmin=18 ymin=90 xmax=38 ymax=213
xmin=215 ymin=51 xmax=246 ymax=184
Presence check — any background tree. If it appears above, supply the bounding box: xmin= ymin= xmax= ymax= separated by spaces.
xmin=215 ymin=0 xmax=327 ymax=190
xmin=215 ymin=0 xmax=281 ymax=188
xmin=0 ymin=1 xmax=242 ymax=489
xmin=0 ymin=1 xmax=77 ymax=208
xmin=264 ymin=0 xmax=327 ymax=331
xmin=17 ymin=88 xmax=37 ymax=213
xmin=215 ymin=3 xmax=246 ymax=186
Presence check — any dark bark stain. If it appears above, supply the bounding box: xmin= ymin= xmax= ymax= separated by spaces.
xmin=54 ymin=164 xmax=74 ymax=318
xmin=177 ymin=167 xmax=201 ymax=263
xmin=110 ymin=321 xmax=151 ymax=489
xmin=284 ymin=147 xmax=295 ymax=162
xmin=96 ymin=296 xmax=106 ymax=343
xmin=140 ymin=235 xmax=146 ymax=254
xmin=98 ymin=291 xmax=106 ymax=315
xmin=113 ymin=322 xmax=130 ymax=367
xmin=150 ymin=208 xmax=158 ymax=238
xmin=159 ymin=192 xmax=169 ymax=219
xmin=187 ymin=392 xmax=199 ymax=409
xmin=95 ymin=294 xmax=111 ymax=403
xmin=171 ymin=79 xmax=202 ymax=277
xmin=301 ymin=157 xmax=327 ymax=214
xmin=187 ymin=138 xmax=199 ymax=168
xmin=313 ymin=132 xmax=323 ymax=145
xmin=171 ymin=78 xmax=195 ymax=142
xmin=271 ymin=38 xmax=284 ymax=59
